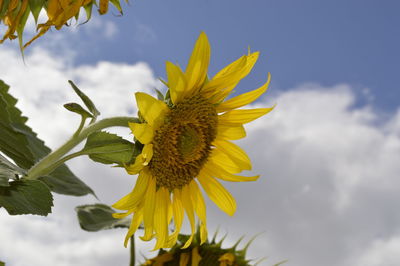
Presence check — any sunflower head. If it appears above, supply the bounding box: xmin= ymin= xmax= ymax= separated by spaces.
xmin=113 ymin=32 xmax=275 ymax=250
xmin=0 ymin=0 xmax=124 ymax=50
xmin=140 ymin=230 xmax=264 ymax=266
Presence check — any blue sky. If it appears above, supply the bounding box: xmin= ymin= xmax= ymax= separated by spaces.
xmin=27 ymin=0 xmax=400 ymax=111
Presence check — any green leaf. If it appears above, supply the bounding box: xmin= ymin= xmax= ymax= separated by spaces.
xmin=0 ymin=179 xmax=53 ymax=216
xmin=75 ymin=203 xmax=130 ymax=231
xmin=82 ymin=131 xmax=135 ymax=165
xmin=17 ymin=4 xmax=31 ymax=55
xmin=0 ymin=260 xmax=4 ymax=266
xmin=0 ymin=154 xmax=25 ymax=187
xmin=68 ymin=80 xmax=100 ymax=119
xmin=0 ymin=80 xmax=93 ymax=196
xmin=63 ymin=102 xmax=93 ymax=118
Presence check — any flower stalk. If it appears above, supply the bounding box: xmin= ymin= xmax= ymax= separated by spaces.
xmin=25 ymin=116 xmax=136 ymax=180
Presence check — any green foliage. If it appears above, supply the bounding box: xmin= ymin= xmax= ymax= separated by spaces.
xmin=0 ymin=179 xmax=53 ymax=216
xmin=68 ymin=80 xmax=100 ymax=119
xmin=0 ymin=154 xmax=25 ymax=187
xmin=0 ymin=80 xmax=93 ymax=196
xmin=0 ymin=260 xmax=4 ymax=266
xmin=82 ymin=131 xmax=135 ymax=165
xmin=63 ymin=103 xmax=94 ymax=119
xmin=75 ymin=203 xmax=131 ymax=231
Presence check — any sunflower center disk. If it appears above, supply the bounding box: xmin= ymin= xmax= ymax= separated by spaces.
xmin=149 ymin=95 xmax=217 ymax=190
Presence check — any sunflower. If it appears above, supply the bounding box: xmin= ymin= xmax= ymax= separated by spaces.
xmin=113 ymin=32 xmax=274 ymax=250
xmin=0 ymin=0 xmax=123 ymax=49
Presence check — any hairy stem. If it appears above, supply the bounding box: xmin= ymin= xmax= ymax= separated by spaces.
xmin=130 ymin=235 xmax=135 ymax=266
xmin=25 ymin=116 xmax=137 ymax=180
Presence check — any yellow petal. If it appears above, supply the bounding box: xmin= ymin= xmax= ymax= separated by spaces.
xmin=217 ymin=72 xmax=271 ymax=113
xmin=202 ymin=52 xmax=259 ymax=99
xmin=203 ymin=161 xmax=259 ymax=182
xmin=218 ymin=107 xmax=275 ymax=125
xmin=189 ymin=181 xmax=207 ymax=244
xmin=142 ymin=144 xmax=153 ymax=165
xmin=112 ymin=171 xmax=149 ymax=210
xmin=213 ymin=140 xmax=252 ymax=171
xmin=181 ymin=185 xmax=196 ymax=249
xmin=185 ymin=32 xmax=211 ymax=93
xmin=217 ymin=125 xmax=246 ymax=140
xmin=123 ymin=208 xmax=143 ymax=247
xmin=153 ymin=188 xmax=170 ymax=250
xmin=129 ymin=122 xmax=154 ymax=144
xmin=191 ymin=247 xmax=202 ymax=266
xmin=210 ymin=149 xmax=242 ymax=174
xmin=125 ymin=154 xmax=145 ymax=175
xmin=141 ymin=177 xmax=156 ymax=241
xmin=99 ymin=0 xmax=109 ymax=14
xmin=166 ymin=61 xmax=187 ymax=104
xmin=168 ymin=189 xmax=184 ymax=247
xmin=135 ymin=92 xmax=169 ymax=127
xmin=112 ymin=209 xmax=134 ymax=219
xmin=198 ymin=173 xmax=237 ymax=216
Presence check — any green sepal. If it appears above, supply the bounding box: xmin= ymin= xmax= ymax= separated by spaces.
xmin=82 ymin=131 xmax=135 ymax=165
xmin=109 ymin=0 xmax=123 ymax=14
xmin=82 ymin=2 xmax=94 ymax=24
xmin=64 ymin=102 xmax=93 ymax=118
xmin=75 ymin=203 xmax=130 ymax=231
xmin=28 ymin=0 xmax=45 ymax=23
xmin=68 ymin=80 xmax=100 ymax=119
xmin=0 ymin=80 xmax=93 ymax=196
xmin=0 ymin=179 xmax=53 ymax=216
xmin=16 ymin=4 xmax=31 ymax=56
xmin=0 ymin=154 xmax=25 ymax=187
xmin=0 ymin=0 xmax=11 ymax=18
xmin=154 ymin=88 xmax=165 ymax=101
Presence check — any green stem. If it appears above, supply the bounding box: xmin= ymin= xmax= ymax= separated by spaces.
xmin=130 ymin=235 xmax=135 ymax=266
xmin=25 ymin=116 xmax=137 ymax=180
xmin=73 ymin=116 xmax=87 ymax=138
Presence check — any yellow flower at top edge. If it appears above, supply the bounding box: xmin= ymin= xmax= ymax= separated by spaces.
xmin=0 ymin=0 xmax=123 ymax=49
xmin=112 ymin=32 xmax=275 ymax=250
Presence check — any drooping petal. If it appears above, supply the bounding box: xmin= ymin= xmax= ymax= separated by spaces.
xmin=189 ymin=181 xmax=208 ymax=244
xmin=153 ymin=188 xmax=170 ymax=250
xmin=185 ymin=32 xmax=211 ymax=94
xmin=218 ymin=107 xmax=275 ymax=125
xmin=213 ymin=140 xmax=252 ymax=171
xmin=198 ymin=173 xmax=237 ymax=216
xmin=123 ymin=208 xmax=143 ymax=247
xmin=112 ymin=171 xmax=149 ymax=210
xmin=203 ymin=161 xmax=259 ymax=182
xmin=179 ymin=252 xmax=190 ymax=266
xmin=191 ymin=247 xmax=202 ymax=266
xmin=216 ymin=72 xmax=271 ymax=113
xmin=128 ymin=122 xmax=154 ymax=144
xmin=140 ymin=176 xmax=156 ymax=241
xmin=166 ymin=61 xmax=187 ymax=104
xmin=135 ymin=92 xmax=169 ymax=127
xmin=168 ymin=189 xmax=185 ymax=247
xmin=216 ymin=124 xmax=246 ymax=140
xmin=181 ymin=184 xmax=196 ymax=249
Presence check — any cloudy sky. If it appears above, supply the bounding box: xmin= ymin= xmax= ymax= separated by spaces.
xmin=1 ymin=1 xmax=400 ymax=266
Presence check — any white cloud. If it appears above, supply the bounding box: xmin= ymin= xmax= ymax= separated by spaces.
xmin=1 ymin=46 xmax=400 ymax=266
